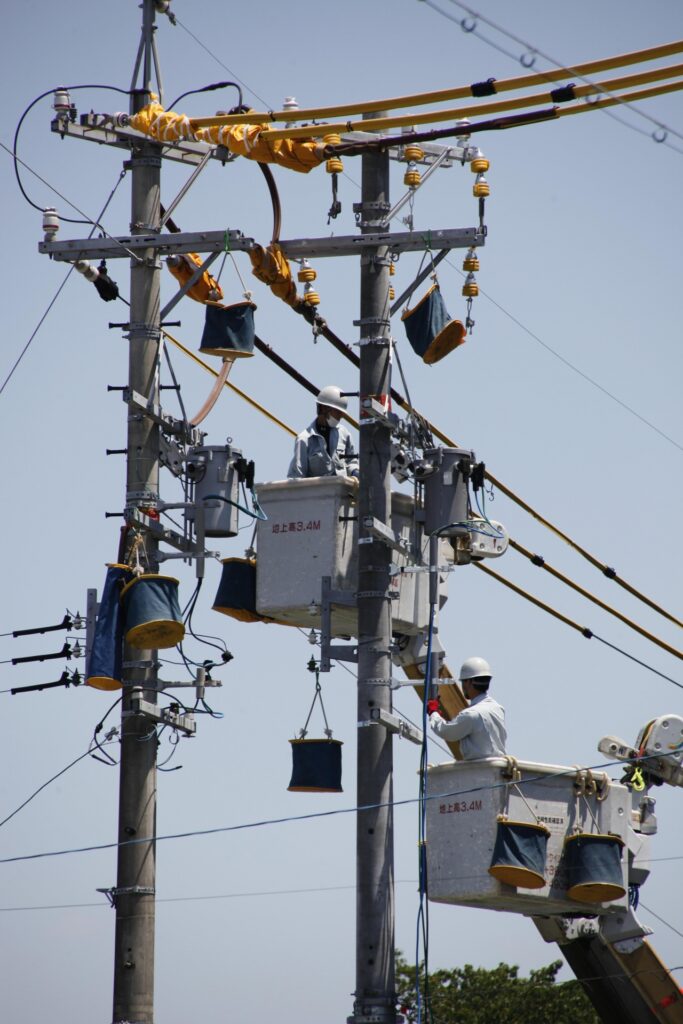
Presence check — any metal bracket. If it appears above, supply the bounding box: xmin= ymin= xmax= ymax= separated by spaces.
xmin=125 ymin=694 xmax=196 ymax=736
xmin=367 ymin=707 xmax=423 ymax=745
xmin=361 ymin=516 xmax=411 ymax=555
xmin=356 ymin=336 xmax=392 ymax=348
xmin=319 ymin=576 xmax=358 ymax=673
xmin=97 ymin=885 xmax=155 ymax=908
xmin=359 ymin=398 xmax=397 ymax=429
xmin=125 ymin=387 xmax=203 ymax=444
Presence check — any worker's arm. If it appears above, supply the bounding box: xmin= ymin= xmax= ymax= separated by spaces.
xmin=344 ymin=432 xmax=359 ymax=478
xmin=430 ymin=706 xmax=474 ymax=743
xmin=287 ymin=434 xmax=309 ymax=478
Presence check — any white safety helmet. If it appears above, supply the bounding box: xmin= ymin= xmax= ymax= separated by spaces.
xmin=459 ymin=656 xmax=492 ymax=682
xmin=316 ymin=385 xmax=348 ymax=414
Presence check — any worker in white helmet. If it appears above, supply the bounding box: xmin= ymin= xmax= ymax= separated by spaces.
xmin=287 ymin=385 xmax=359 ymax=479
xmin=427 ymin=656 xmax=507 ymax=758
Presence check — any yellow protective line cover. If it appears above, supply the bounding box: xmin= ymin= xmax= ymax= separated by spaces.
xmin=189 ymin=39 xmax=683 ymax=125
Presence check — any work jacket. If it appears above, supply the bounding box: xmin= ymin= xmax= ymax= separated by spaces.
xmin=287 ymin=420 xmax=359 ymax=479
xmin=430 ymin=692 xmax=507 ymax=759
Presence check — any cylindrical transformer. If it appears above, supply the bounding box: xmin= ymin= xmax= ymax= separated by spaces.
xmin=422 ymin=447 xmax=474 ymax=537
xmin=186 ymin=445 xmax=242 ymax=537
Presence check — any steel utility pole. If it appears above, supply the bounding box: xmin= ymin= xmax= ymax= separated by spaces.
xmin=352 ymin=116 xmax=397 ymax=1024
xmin=113 ymin=2 xmax=161 ymax=1021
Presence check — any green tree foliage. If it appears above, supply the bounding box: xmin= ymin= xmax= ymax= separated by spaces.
xmin=395 ymin=953 xmax=600 ymax=1024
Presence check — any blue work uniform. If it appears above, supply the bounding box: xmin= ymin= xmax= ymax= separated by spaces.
xmin=430 ymin=692 xmax=507 ymax=759
xmin=287 ymin=420 xmax=359 ymax=479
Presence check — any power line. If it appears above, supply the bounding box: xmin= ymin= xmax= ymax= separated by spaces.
xmin=419 ymin=0 xmax=683 ymax=152
xmin=174 ymin=17 xmax=272 ymax=109
xmin=442 ymin=256 xmax=683 ymax=454
xmin=0 ymin=752 xmax=664 ymax=866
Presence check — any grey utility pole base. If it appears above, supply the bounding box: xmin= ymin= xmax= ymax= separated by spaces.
xmin=112 ymin=3 xmax=161 ymax=1022
xmin=351 ymin=117 xmax=398 ymax=1024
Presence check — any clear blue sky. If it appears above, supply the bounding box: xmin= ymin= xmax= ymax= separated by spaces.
xmin=1 ymin=2 xmax=682 ymax=1021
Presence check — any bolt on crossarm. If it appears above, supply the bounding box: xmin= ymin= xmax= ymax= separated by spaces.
xmin=112 ymin=2 xmax=162 ymax=1022
xmin=351 ymin=113 xmax=398 ymax=1024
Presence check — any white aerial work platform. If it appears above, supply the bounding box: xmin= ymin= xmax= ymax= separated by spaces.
xmin=255 ymin=476 xmax=448 ymax=636
xmin=426 ymin=757 xmax=636 ymax=916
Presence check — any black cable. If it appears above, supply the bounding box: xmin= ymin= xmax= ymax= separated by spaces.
xmin=168 ymin=81 xmax=243 ymax=112
xmin=174 ymin=18 xmax=272 ymax=109
xmin=12 ymin=84 xmax=130 ymax=220
xmin=590 ymin=633 xmax=683 ymax=690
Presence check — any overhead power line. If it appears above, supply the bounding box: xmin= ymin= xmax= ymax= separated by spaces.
xmin=419 ymin=0 xmax=683 ymax=149
xmin=0 ymin=753 xmax=662 ymax=866
xmin=474 ymin=562 xmax=683 ymax=690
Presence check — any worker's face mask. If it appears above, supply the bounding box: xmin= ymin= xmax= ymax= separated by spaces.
xmin=326 ymin=414 xmax=341 ymax=428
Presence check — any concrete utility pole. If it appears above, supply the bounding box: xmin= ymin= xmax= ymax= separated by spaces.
xmin=352 ymin=117 xmax=397 ymax=1024
xmin=113 ymin=3 xmax=161 ymax=1021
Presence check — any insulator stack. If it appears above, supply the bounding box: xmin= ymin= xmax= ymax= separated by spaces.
xmin=297 ymin=259 xmax=317 ymax=284
xmin=469 ymin=148 xmax=490 ymax=173
xmin=303 ymin=282 xmax=320 ymax=306
xmin=404 ymin=161 xmax=421 ymax=188
xmin=473 ymin=174 xmax=490 ymax=198
xmin=404 ymin=143 xmax=424 ymax=163
xmin=462 ymin=248 xmax=479 ymax=272
xmin=323 ymin=133 xmax=343 ymax=174
xmin=462 ymin=272 xmax=479 ymax=298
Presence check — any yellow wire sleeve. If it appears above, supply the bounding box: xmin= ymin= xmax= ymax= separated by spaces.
xmin=558 ymin=78 xmax=683 ymax=118
xmin=510 ymin=539 xmax=683 ymax=661
xmin=189 ymin=39 xmax=683 ymax=126
xmin=161 ymin=329 xmax=297 ymax=436
xmin=226 ymin=66 xmax=683 ymax=142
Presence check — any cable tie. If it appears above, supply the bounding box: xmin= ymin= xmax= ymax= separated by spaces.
xmin=470 ymin=78 xmax=497 ymax=98
xmin=550 ymin=83 xmax=577 ymax=103
xmin=603 ymin=566 xmax=617 ymax=579
xmin=531 ymin=554 xmax=545 ymax=567
xmin=582 ymin=627 xmax=593 ymax=639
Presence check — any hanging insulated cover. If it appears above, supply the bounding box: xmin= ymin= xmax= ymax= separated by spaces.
xmin=120 ymin=574 xmax=185 ymax=649
xmin=199 ymin=301 xmax=256 ymax=358
xmin=249 ymin=243 xmax=303 ymax=310
xmin=488 ymin=818 xmax=551 ymax=889
xmin=212 ymin=558 xmax=262 ymax=623
xmin=86 ymin=563 xmax=134 ymax=691
xmin=166 ymin=252 xmax=224 ymax=305
xmin=563 ymin=833 xmax=626 ymax=903
xmin=288 ymin=739 xmax=343 ymax=793
xmin=401 ymin=284 xmax=466 ymax=365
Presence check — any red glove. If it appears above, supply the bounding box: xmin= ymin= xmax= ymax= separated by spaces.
xmin=427 ymin=698 xmax=441 ymax=716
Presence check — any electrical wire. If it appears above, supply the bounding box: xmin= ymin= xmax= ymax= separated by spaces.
xmin=0 ymin=749 xmax=673 ymax=865
xmin=431 ymin=0 xmax=683 ymax=145
xmin=0 ymin=161 xmax=130 ymax=397
xmin=168 ymin=81 xmax=243 ymax=112
xmin=0 ymin=738 xmax=117 ymax=830
xmin=473 ymin=562 xmax=683 ymax=690
xmin=11 ymin=84 xmax=131 ymax=220
xmin=442 ymin=254 xmax=683 ymax=455
xmin=174 ymin=17 xmax=272 ymax=109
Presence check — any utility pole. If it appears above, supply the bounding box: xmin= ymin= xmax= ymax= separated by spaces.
xmin=113 ymin=3 xmax=161 ymax=1021
xmin=352 ymin=116 xmax=397 ymax=1024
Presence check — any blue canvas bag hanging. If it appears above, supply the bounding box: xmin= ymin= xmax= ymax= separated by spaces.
xmin=120 ymin=574 xmax=185 ymax=650
xmin=488 ymin=817 xmax=551 ymax=889
xmin=288 ymin=664 xmax=343 ymax=793
xmin=563 ymin=832 xmax=626 ymax=903
xmin=199 ymin=301 xmax=256 ymax=358
xmin=86 ymin=563 xmax=134 ymax=691
xmin=401 ymin=284 xmax=466 ymax=365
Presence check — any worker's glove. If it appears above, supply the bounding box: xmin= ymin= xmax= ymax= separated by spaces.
xmin=427 ymin=698 xmax=442 ymax=717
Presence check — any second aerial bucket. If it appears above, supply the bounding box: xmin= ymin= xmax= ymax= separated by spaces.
xmin=401 ymin=284 xmax=466 ymax=365
xmin=564 ymin=833 xmax=626 ymax=903
xmin=120 ymin=574 xmax=185 ymax=649
xmin=212 ymin=558 xmax=261 ymax=623
xmin=488 ymin=818 xmax=551 ymax=889
xmin=199 ymin=301 xmax=256 ymax=358
xmin=288 ymin=739 xmax=343 ymax=793
xmin=86 ymin=563 xmax=133 ymax=691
